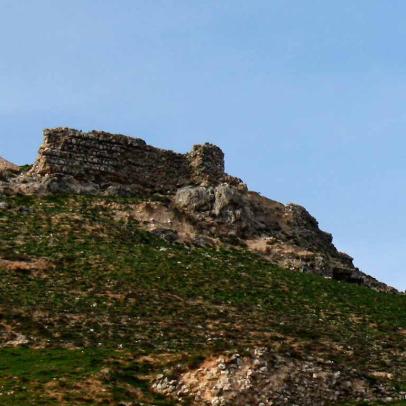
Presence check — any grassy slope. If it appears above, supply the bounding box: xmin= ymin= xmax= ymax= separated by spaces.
xmin=0 ymin=195 xmax=404 ymax=405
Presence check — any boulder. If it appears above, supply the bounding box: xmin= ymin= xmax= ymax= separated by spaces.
xmin=174 ymin=186 xmax=214 ymax=212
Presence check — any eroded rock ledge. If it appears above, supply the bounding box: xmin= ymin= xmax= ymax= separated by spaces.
xmin=0 ymin=128 xmax=395 ymax=292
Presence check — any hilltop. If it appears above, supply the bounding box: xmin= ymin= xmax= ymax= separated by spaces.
xmin=0 ymin=128 xmax=395 ymax=293
xmin=0 ymin=129 xmax=404 ymax=405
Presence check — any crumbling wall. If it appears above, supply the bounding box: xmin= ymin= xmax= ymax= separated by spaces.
xmin=187 ymin=143 xmax=225 ymax=185
xmin=30 ymin=128 xmax=230 ymax=194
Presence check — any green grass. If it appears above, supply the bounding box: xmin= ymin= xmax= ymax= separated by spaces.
xmin=0 ymin=348 xmax=108 ymax=405
xmin=18 ymin=165 xmax=33 ymax=172
xmin=0 ymin=347 xmax=180 ymax=405
xmin=0 ymin=194 xmax=404 ymax=404
xmin=0 ymin=348 xmax=106 ymax=380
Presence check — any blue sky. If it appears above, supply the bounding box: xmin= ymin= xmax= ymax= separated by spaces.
xmin=1 ymin=0 xmax=405 ymax=289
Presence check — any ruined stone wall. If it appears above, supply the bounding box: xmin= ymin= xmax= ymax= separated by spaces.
xmin=30 ymin=128 xmax=228 ymax=194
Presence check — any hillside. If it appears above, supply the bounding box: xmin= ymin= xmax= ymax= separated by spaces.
xmin=0 ymin=193 xmax=404 ymax=405
xmin=0 ymin=129 xmax=404 ymax=405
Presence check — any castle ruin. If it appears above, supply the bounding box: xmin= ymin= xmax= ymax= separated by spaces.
xmin=30 ymin=128 xmax=240 ymax=194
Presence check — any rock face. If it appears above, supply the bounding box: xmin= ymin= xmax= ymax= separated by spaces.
xmin=0 ymin=128 xmax=395 ymax=292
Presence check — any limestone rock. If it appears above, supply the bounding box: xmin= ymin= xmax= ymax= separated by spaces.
xmin=152 ymin=348 xmax=401 ymax=405
xmin=172 ymin=184 xmax=395 ymax=292
xmin=174 ymin=186 xmax=214 ymax=212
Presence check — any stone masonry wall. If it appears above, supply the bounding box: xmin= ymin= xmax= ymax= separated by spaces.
xmin=30 ymin=128 xmax=229 ymax=194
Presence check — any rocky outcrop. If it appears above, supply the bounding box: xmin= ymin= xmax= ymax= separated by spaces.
xmin=152 ymin=348 xmax=400 ymax=405
xmin=171 ymin=183 xmax=393 ymax=291
xmin=0 ymin=128 xmax=395 ymax=292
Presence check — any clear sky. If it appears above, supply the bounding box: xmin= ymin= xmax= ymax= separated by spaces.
xmin=1 ymin=0 xmax=405 ymax=290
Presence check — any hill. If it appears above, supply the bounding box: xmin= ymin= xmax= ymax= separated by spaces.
xmin=0 ymin=129 xmax=404 ymax=405
xmin=0 ymin=128 xmax=395 ymax=293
